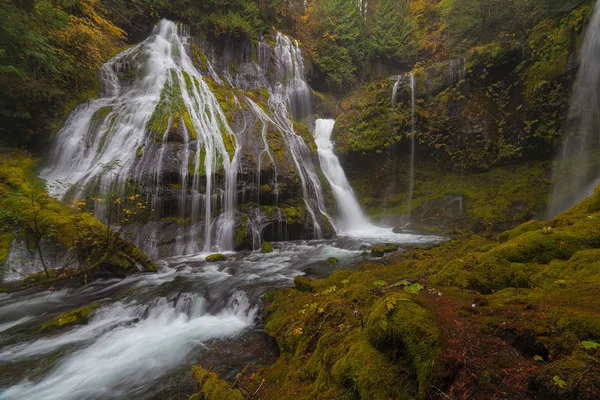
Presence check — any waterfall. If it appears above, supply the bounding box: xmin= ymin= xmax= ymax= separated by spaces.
xmin=389 ymin=73 xmax=417 ymax=222
xmin=313 ymin=119 xmax=413 ymax=238
xmin=269 ymin=33 xmax=336 ymax=237
xmin=392 ymin=75 xmax=401 ymax=107
xmin=548 ymin=1 xmax=600 ymax=216
xmin=42 ymin=20 xmax=239 ymax=254
xmin=449 ymin=58 xmax=466 ymax=83
xmin=314 ymin=119 xmax=372 ymax=232
xmin=41 ymin=20 xmax=338 ymax=255
xmin=407 ymin=73 xmax=416 ymax=220
xmin=273 ymin=33 xmax=313 ymax=121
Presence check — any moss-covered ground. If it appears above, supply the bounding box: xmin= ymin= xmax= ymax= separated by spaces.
xmin=189 ymin=185 xmax=600 ymax=399
xmin=0 ymin=149 xmax=156 ymax=287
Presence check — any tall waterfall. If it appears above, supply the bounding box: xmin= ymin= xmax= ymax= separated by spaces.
xmin=390 ymin=74 xmax=417 ymax=221
xmin=268 ymin=33 xmax=335 ymax=237
xmin=41 ymin=20 xmax=336 ymax=255
xmin=42 ymin=20 xmax=239 ymax=254
xmin=548 ymin=0 xmax=600 ymax=216
xmin=314 ymin=119 xmax=371 ymax=232
xmin=407 ymin=73 xmax=416 ymax=220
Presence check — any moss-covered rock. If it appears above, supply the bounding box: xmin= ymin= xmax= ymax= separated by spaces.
xmin=38 ymin=304 xmax=99 ymax=333
xmin=189 ymin=365 xmax=244 ymax=400
xmin=206 ymin=253 xmax=227 ymax=262
xmin=371 ymin=243 xmax=400 ymax=257
xmin=261 ymin=241 xmax=273 ymax=253
xmin=365 ymin=294 xmax=442 ymax=397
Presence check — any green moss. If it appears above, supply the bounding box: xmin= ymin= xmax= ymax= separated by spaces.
xmin=89 ymin=106 xmax=113 ymax=134
xmin=221 ymin=131 xmax=236 ymax=161
xmin=136 ymin=145 xmax=144 ymax=158
xmin=190 ymin=365 xmax=244 ymax=400
xmin=0 ymin=232 xmax=14 ymax=266
xmin=327 ymin=257 xmax=338 ymax=265
xmin=283 ymin=205 xmax=306 ymax=225
xmin=0 ymin=149 xmax=156 ymax=285
xmin=261 ymin=241 xmax=273 ymax=253
xmin=38 ymin=304 xmax=99 ymax=333
xmin=183 ymin=110 xmax=196 ymax=140
xmin=235 ymin=213 xmax=248 ymax=251
xmin=371 ymin=243 xmax=400 ymax=257
xmin=206 ymin=253 xmax=227 ymax=262
xmin=365 ymin=294 xmax=442 ymax=397
xmin=350 ymin=157 xmax=550 ymax=235
xmin=199 ymin=51 xmax=208 ymax=72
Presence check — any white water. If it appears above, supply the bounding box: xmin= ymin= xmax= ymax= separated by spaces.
xmin=549 ymin=0 xmax=600 ymax=216
xmin=450 ymin=58 xmax=466 ymax=83
xmin=41 ymin=20 xmax=239 ymax=254
xmin=313 ymin=119 xmax=419 ymax=239
xmin=1 ymin=292 xmax=254 ymax=400
xmin=269 ymin=33 xmax=336 ymax=237
xmin=314 ymin=119 xmax=372 ymax=232
xmin=0 ymin=236 xmax=445 ymax=399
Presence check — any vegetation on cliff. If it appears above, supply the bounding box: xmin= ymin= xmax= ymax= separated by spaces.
xmin=0 ymin=149 xmax=156 ymax=285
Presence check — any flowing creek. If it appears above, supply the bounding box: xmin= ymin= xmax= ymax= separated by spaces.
xmin=0 ymin=235 xmax=443 ymax=400
xmin=0 ymin=18 xmax=446 ymax=400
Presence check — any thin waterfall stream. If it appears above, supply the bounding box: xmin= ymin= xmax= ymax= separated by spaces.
xmin=548 ymin=0 xmax=600 ymax=216
xmin=391 ymin=73 xmax=417 ymax=223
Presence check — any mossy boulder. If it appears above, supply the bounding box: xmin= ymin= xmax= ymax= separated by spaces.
xmin=189 ymin=365 xmax=244 ymax=400
xmin=38 ymin=304 xmax=99 ymax=333
xmin=250 ymin=186 xmax=600 ymax=398
xmin=261 ymin=241 xmax=273 ymax=253
xmin=206 ymin=253 xmax=227 ymax=262
xmin=371 ymin=243 xmax=400 ymax=257
xmin=365 ymin=294 xmax=442 ymax=397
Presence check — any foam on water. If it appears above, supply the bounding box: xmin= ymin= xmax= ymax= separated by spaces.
xmin=1 ymin=292 xmax=255 ymax=400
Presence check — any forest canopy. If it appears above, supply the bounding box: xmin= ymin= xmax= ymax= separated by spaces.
xmin=0 ymin=0 xmax=593 ymax=148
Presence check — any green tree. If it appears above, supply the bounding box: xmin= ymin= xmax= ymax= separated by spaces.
xmin=366 ymin=0 xmax=414 ymax=62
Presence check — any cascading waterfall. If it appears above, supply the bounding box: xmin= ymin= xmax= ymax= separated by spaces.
xmin=548 ymin=0 xmax=600 ymax=216
xmin=246 ymin=98 xmax=279 ymax=202
xmin=392 ymin=75 xmax=402 ymax=107
xmin=313 ymin=119 xmax=417 ymax=239
xmin=41 ymin=21 xmax=340 ymax=255
xmin=42 ymin=20 xmax=239 ymax=255
xmin=268 ymin=33 xmax=336 ymax=237
xmin=314 ymin=119 xmax=372 ymax=232
xmin=273 ymin=33 xmax=313 ymax=121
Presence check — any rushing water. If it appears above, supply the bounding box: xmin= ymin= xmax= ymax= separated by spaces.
xmin=548 ymin=0 xmax=600 ymax=216
xmin=268 ymin=33 xmax=335 ymax=238
xmin=41 ymin=21 xmax=239 ymax=254
xmin=39 ymin=20 xmax=335 ymax=258
xmin=0 ymin=20 xmax=450 ymax=399
xmin=0 ymin=234 xmax=443 ymax=400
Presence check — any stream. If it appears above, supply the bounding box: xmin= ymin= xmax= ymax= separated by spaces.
xmin=0 ymin=233 xmax=443 ymax=400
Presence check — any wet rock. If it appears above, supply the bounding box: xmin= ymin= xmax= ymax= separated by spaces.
xmin=206 ymin=254 xmax=227 ymax=262
xmin=261 ymin=241 xmax=273 ymax=253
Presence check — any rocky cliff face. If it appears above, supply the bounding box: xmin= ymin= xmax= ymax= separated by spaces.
xmin=41 ymin=21 xmax=337 ymax=259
